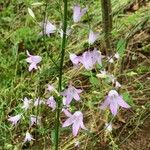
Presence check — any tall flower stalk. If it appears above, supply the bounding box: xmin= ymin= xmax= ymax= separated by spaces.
xmin=55 ymin=0 xmax=68 ymax=149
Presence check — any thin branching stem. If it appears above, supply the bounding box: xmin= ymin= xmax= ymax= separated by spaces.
xmin=55 ymin=0 xmax=68 ymax=150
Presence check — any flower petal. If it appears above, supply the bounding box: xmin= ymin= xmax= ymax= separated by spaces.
xmin=100 ymin=96 xmax=111 ymax=110
xmin=117 ymin=96 xmax=130 ymax=108
xmin=62 ymin=117 xmax=74 ymax=127
xmin=72 ymin=122 xmax=80 ymax=136
xmin=110 ymin=100 xmax=118 ymax=116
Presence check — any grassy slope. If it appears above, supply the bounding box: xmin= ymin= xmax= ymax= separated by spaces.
xmin=0 ymin=0 xmax=150 ymax=149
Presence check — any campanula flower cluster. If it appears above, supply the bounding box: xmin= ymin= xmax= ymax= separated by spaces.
xmin=7 ymin=3 xmax=131 ymax=147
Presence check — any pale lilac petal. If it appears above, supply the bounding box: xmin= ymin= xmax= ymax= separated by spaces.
xmin=76 ymin=89 xmax=83 ymax=93
xmin=70 ymin=53 xmax=80 ymax=65
xmin=72 ymin=122 xmax=80 ymax=136
xmin=73 ymin=6 xmax=81 ymax=22
xmin=24 ymin=132 xmax=35 ymax=143
xmin=62 ymin=117 xmax=74 ymax=127
xmin=47 ymin=96 xmax=56 ymax=111
xmin=82 ymin=51 xmax=93 ymax=70
xmin=65 ymin=94 xmax=72 ymax=105
xmin=63 ymin=109 xmax=72 ymax=117
xmin=80 ymin=121 xmax=87 ymax=130
xmin=117 ymin=96 xmax=130 ymax=108
xmin=100 ymin=96 xmax=111 ymax=110
xmin=110 ymin=100 xmax=118 ymax=116
xmin=73 ymin=5 xmax=87 ymax=23
xmin=40 ymin=21 xmax=56 ymax=36
xmin=92 ymin=49 xmax=102 ymax=65
xmin=88 ymin=30 xmax=98 ymax=45
xmin=80 ymin=8 xmax=88 ymax=16
xmin=73 ymin=92 xmax=80 ymax=101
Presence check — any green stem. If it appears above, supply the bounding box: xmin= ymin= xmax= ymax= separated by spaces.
xmin=55 ymin=0 xmax=68 ymax=150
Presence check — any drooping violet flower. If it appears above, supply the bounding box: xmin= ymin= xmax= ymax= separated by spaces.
xmin=73 ymin=5 xmax=87 ymax=23
xmin=30 ymin=115 xmax=41 ymax=126
xmin=91 ymin=48 xmax=103 ymax=65
xmin=22 ymin=97 xmax=31 ymax=110
xmin=8 ymin=114 xmax=21 ymax=126
xmin=24 ymin=132 xmax=35 ymax=143
xmin=69 ymin=53 xmax=82 ymax=66
xmin=81 ymin=51 xmax=94 ymax=70
xmin=88 ymin=30 xmax=99 ymax=45
xmin=81 ymin=49 xmax=102 ymax=70
xmin=26 ymin=51 xmax=42 ymax=72
xmin=100 ymin=90 xmax=130 ymax=116
xmin=34 ymin=98 xmax=44 ymax=106
xmin=62 ymin=110 xmax=86 ymax=136
xmin=39 ymin=21 xmax=56 ymax=36
xmin=46 ymin=96 xmax=56 ymax=111
xmin=61 ymin=85 xmax=82 ymax=105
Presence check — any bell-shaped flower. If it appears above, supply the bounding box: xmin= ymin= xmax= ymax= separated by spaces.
xmin=46 ymin=96 xmax=56 ymax=111
xmin=8 ymin=114 xmax=21 ymax=126
xmin=81 ymin=49 xmax=102 ymax=70
xmin=61 ymin=85 xmax=82 ymax=105
xmin=22 ymin=97 xmax=31 ymax=110
xmin=40 ymin=21 xmax=56 ymax=36
xmin=88 ymin=30 xmax=99 ymax=45
xmin=100 ymin=90 xmax=130 ymax=116
xmin=62 ymin=110 xmax=86 ymax=136
xmin=91 ymin=48 xmax=102 ymax=65
xmin=26 ymin=51 xmax=42 ymax=72
xmin=24 ymin=132 xmax=35 ymax=143
xmin=73 ymin=5 xmax=87 ymax=23
xmin=81 ymin=51 xmax=94 ymax=70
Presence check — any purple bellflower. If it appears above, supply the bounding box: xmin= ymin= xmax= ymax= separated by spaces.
xmin=46 ymin=96 xmax=56 ymax=111
xmin=62 ymin=110 xmax=86 ymax=136
xmin=100 ymin=90 xmax=130 ymax=116
xmin=81 ymin=49 xmax=103 ymax=70
xmin=26 ymin=51 xmax=42 ymax=72
xmin=70 ymin=49 xmax=103 ymax=70
xmin=40 ymin=21 xmax=56 ymax=36
xmin=73 ymin=5 xmax=87 ymax=23
xmin=88 ymin=30 xmax=99 ymax=45
xmin=24 ymin=132 xmax=35 ymax=143
xmin=8 ymin=114 xmax=21 ymax=126
xmin=61 ymin=85 xmax=82 ymax=105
